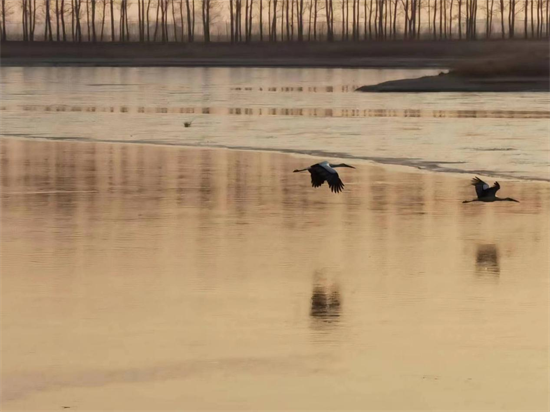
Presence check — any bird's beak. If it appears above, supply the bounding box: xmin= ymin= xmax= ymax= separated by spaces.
xmin=345 ymin=164 xmax=356 ymax=169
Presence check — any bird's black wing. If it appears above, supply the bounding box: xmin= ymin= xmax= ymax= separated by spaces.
xmin=309 ymin=165 xmax=326 ymax=188
xmin=485 ymin=182 xmax=500 ymax=197
xmin=310 ymin=164 xmax=345 ymax=193
xmin=471 ymin=177 xmax=490 ymax=198
xmin=327 ymin=175 xmax=345 ymax=193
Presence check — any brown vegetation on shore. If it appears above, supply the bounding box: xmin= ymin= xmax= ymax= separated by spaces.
xmin=2 ymin=39 xmax=549 ymax=68
xmin=356 ymin=51 xmax=550 ymax=92
xmin=450 ymin=52 xmax=550 ymax=78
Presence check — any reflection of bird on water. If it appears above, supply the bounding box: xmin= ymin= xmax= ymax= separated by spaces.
xmin=476 ymin=244 xmax=500 ymax=275
xmin=463 ymin=177 xmax=519 ymax=203
xmin=310 ymin=284 xmax=341 ymax=321
xmin=294 ymin=161 xmax=355 ymax=193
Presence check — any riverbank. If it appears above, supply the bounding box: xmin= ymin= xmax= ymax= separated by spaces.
xmin=356 ymin=51 xmax=550 ymax=92
xmin=2 ymin=65 xmax=549 ymax=181
xmin=356 ymin=72 xmax=550 ymax=92
xmin=2 ymin=137 xmax=549 ymax=411
xmin=2 ymin=40 xmax=548 ymax=67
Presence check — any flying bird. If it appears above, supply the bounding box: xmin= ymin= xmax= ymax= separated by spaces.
xmin=463 ymin=177 xmax=519 ymax=203
xmin=293 ymin=161 xmax=355 ymax=193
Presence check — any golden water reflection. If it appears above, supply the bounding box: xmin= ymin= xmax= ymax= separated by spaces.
xmin=1 ymin=138 xmax=549 ymax=411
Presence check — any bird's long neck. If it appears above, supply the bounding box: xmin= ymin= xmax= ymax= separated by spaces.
xmin=331 ymin=163 xmax=356 ymax=169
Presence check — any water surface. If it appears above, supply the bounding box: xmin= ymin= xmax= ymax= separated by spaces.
xmin=2 ymin=139 xmax=549 ymax=411
xmin=1 ymin=67 xmax=549 ymax=180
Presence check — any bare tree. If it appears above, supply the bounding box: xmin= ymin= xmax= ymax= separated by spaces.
xmin=6 ymin=0 xmax=550 ymax=43
xmin=325 ymin=0 xmax=333 ymax=40
xmin=73 ymin=0 xmax=83 ymax=41
xmin=21 ymin=0 xmax=28 ymax=40
xmin=313 ymin=0 xmax=319 ymax=39
xmin=448 ymin=0 xmax=454 ymax=38
xmin=202 ymin=0 xmax=210 ymax=41
xmin=44 ymin=0 xmax=54 ymax=40
xmin=403 ymin=0 xmax=410 ymax=39
xmin=99 ymin=0 xmax=106 ymax=39
xmin=486 ymin=0 xmax=494 ymax=37
xmin=91 ymin=0 xmax=96 ymax=41
xmin=229 ymin=0 xmax=234 ymax=40
xmin=508 ymin=0 xmax=516 ymax=37
xmin=247 ymin=0 xmax=253 ymax=41
xmin=417 ymin=0 xmax=421 ymax=38
xmin=528 ymin=0 xmax=533 ymax=35
xmin=367 ymin=0 xmax=374 ymax=38
xmin=271 ymin=0 xmax=277 ymax=40
xmin=109 ymin=0 xmax=114 ymax=40
xmin=171 ymin=0 xmax=178 ymax=40
xmin=285 ymin=0 xmax=289 ymax=40
xmin=434 ymin=0 xmax=439 ymax=38
xmin=390 ymin=0 xmax=396 ymax=39
xmin=341 ymin=0 xmax=345 ymax=40
xmin=236 ymin=0 xmax=241 ymax=41
xmin=499 ymin=0 xmax=505 ymax=36
xmin=259 ymin=0 xmax=263 ymax=39
xmin=137 ymin=0 xmax=143 ymax=40
xmin=60 ymin=0 xmax=67 ymax=39
xmin=185 ymin=0 xmax=194 ymax=40
xmin=296 ymin=0 xmax=303 ymax=40
xmin=457 ymin=0 xmax=462 ymax=38
xmin=532 ymin=0 xmax=536 ymax=36
xmin=1 ymin=0 xmax=11 ymax=40
xmin=0 ymin=0 xmax=5 ymax=40
xmin=466 ymin=0 xmax=478 ymax=39
xmin=178 ymin=0 xmax=184 ymax=40
xmin=55 ymin=0 xmax=60 ymax=39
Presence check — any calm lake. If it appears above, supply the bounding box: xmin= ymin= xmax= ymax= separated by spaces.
xmin=1 ymin=67 xmax=549 ymax=180
xmin=1 ymin=67 xmax=549 ymax=411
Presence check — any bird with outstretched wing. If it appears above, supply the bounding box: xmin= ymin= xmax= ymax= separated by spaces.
xmin=294 ymin=161 xmax=355 ymax=194
xmin=471 ymin=177 xmax=500 ymax=199
xmin=463 ymin=176 xmax=518 ymax=203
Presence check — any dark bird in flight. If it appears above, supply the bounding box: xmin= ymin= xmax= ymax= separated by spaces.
xmin=294 ymin=161 xmax=355 ymax=193
xmin=463 ymin=177 xmax=519 ymax=203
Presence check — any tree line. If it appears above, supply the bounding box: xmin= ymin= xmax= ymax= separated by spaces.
xmin=1 ymin=0 xmax=549 ymax=42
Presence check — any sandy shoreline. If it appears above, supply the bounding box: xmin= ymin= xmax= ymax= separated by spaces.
xmin=5 ymin=134 xmax=548 ymax=185
xmin=6 ymin=134 xmax=550 ymax=183
xmin=2 ymin=137 xmax=549 ymax=411
xmin=356 ymin=51 xmax=550 ymax=92
xmin=7 ymin=136 xmax=550 ymax=183
xmin=357 ymin=73 xmax=550 ymax=92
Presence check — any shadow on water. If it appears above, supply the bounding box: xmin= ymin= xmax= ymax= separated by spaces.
xmin=475 ymin=244 xmax=500 ymax=277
